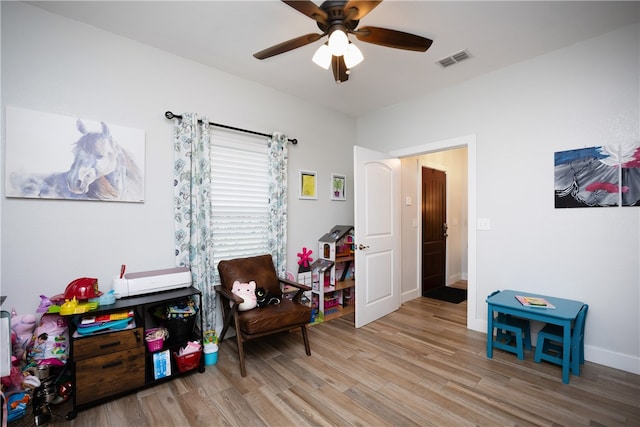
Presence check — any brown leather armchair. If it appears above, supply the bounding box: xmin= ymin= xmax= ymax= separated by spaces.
xmin=215 ymin=254 xmax=312 ymax=377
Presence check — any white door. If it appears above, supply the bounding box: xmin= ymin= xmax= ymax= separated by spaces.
xmin=354 ymin=146 xmax=401 ymax=328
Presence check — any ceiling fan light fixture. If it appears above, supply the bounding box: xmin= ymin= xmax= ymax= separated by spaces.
xmin=328 ymin=28 xmax=349 ymax=56
xmin=254 ymin=1 xmax=434 ymax=84
xmin=312 ymin=43 xmax=332 ymax=69
xmin=344 ymin=42 xmax=364 ymax=69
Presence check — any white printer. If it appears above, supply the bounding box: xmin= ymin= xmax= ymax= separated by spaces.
xmin=113 ymin=267 xmax=192 ymax=299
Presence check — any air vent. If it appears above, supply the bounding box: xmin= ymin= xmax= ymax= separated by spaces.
xmin=437 ymin=50 xmax=472 ymax=68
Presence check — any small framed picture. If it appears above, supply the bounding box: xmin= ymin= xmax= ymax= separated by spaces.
xmin=299 ymin=170 xmax=317 ymax=200
xmin=331 ymin=174 xmax=346 ymax=201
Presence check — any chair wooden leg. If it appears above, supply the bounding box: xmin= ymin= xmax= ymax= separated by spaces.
xmin=232 ymin=314 xmax=246 ymax=377
xmin=218 ymin=315 xmax=231 ymax=343
xmin=301 ymin=325 xmax=311 ymax=356
xmin=236 ymin=335 xmax=246 ymax=377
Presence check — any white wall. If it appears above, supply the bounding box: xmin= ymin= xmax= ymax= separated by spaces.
xmin=400 ymin=157 xmax=420 ymax=300
xmin=358 ymin=24 xmax=640 ymax=374
xmin=0 ymin=3 xmax=355 ymax=316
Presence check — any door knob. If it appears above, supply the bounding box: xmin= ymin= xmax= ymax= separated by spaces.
xmin=358 ymin=244 xmax=370 ymax=250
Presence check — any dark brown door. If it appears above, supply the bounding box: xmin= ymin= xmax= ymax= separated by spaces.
xmin=421 ymin=167 xmax=447 ymax=295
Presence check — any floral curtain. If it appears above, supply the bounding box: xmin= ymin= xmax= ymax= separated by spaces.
xmin=267 ymin=132 xmax=289 ymax=277
xmin=173 ymin=113 xmax=216 ymax=333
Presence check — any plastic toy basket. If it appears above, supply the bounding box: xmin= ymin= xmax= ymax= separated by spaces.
xmin=146 ymin=337 xmax=163 ymax=352
xmin=173 ymin=350 xmax=201 ymax=373
xmin=145 ymin=328 xmax=166 ymax=352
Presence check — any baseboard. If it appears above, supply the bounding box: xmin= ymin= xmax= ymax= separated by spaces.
xmin=584 ymin=345 xmax=640 ymax=375
xmin=448 ymin=273 xmax=462 ymax=285
xmin=402 ymin=288 xmax=421 ymax=303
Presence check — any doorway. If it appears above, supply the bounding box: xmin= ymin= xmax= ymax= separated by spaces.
xmin=391 ymin=134 xmax=478 ymax=331
xmin=421 ymin=167 xmax=447 ymax=295
xmin=417 ymin=148 xmax=468 ymax=296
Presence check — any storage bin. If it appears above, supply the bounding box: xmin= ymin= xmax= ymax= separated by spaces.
xmin=151 ymin=298 xmax=199 ymax=345
xmin=163 ymin=315 xmax=196 ymax=344
xmin=144 ymin=328 xmax=167 ymax=352
xmin=174 ymin=350 xmax=201 ymax=373
xmin=146 ymin=337 xmax=163 ymax=352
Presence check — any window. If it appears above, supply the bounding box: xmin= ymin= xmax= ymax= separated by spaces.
xmin=210 ymin=132 xmax=270 ymax=272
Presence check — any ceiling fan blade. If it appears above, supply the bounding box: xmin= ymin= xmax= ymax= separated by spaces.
xmin=253 ymin=33 xmax=324 ymax=60
xmin=282 ymin=0 xmax=328 ymax=25
xmin=343 ymin=1 xmax=382 ymax=22
xmin=331 ymin=55 xmax=349 ymax=83
xmin=354 ymin=26 xmax=433 ymax=52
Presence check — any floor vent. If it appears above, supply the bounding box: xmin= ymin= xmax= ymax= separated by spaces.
xmin=437 ymin=49 xmax=471 ymax=68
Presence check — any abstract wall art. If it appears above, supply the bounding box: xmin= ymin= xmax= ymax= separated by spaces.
xmin=5 ymin=106 xmax=145 ymax=202
xmin=554 ymin=143 xmax=640 ymax=208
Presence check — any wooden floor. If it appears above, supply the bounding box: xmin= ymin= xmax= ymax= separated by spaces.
xmin=46 ymin=293 xmax=639 ymax=426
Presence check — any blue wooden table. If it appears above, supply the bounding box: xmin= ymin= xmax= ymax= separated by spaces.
xmin=486 ymin=289 xmax=585 ymax=384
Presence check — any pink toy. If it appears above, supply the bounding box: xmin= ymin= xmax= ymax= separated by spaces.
xmin=26 ymin=313 xmax=69 ymax=366
xmin=11 ymin=311 xmax=37 ymax=361
xmin=297 ymin=247 xmax=313 ymax=272
xmin=36 ymin=295 xmax=53 ymax=313
xmin=231 ymin=281 xmax=257 ymax=311
xmin=0 ymin=365 xmax=26 ymax=391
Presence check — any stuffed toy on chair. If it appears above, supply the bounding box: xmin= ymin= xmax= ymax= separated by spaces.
xmin=255 ymin=287 xmax=281 ymax=308
xmin=231 ymin=281 xmax=257 ymax=311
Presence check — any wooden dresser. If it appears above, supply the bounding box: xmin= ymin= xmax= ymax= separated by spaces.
xmin=73 ymin=326 xmax=145 ymax=405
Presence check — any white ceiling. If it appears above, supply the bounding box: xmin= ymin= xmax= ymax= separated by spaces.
xmin=29 ymin=1 xmax=640 ymax=117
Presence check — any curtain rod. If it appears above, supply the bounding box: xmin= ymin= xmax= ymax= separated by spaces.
xmin=164 ymin=111 xmax=298 ymax=145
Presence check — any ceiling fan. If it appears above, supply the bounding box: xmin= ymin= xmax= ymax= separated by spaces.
xmin=253 ymin=0 xmax=433 ymax=83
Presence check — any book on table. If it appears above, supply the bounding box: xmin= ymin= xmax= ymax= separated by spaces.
xmin=515 ymin=295 xmax=556 ymax=309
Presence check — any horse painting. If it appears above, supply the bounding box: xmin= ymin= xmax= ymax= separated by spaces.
xmin=8 ymin=118 xmax=144 ymax=202
xmin=65 ymin=120 xmax=143 ymax=200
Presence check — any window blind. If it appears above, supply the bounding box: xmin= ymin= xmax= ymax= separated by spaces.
xmin=211 ymin=133 xmax=270 ymax=271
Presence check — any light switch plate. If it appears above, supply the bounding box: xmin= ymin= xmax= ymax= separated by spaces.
xmin=477 ymin=218 xmax=491 ymax=230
